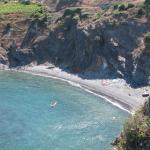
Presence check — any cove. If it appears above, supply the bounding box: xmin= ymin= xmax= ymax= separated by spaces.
xmin=0 ymin=70 xmax=128 ymax=150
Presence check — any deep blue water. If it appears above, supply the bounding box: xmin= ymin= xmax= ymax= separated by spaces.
xmin=0 ymin=70 xmax=128 ymax=150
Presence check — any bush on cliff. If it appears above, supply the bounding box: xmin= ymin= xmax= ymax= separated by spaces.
xmin=62 ymin=8 xmax=89 ymax=21
xmin=113 ymin=4 xmax=119 ymax=10
xmin=114 ymin=3 xmax=135 ymax=11
xmin=118 ymin=4 xmax=126 ymax=11
xmin=113 ymin=99 xmax=150 ymax=150
xmin=137 ymin=8 xmax=144 ymax=17
xmin=144 ymin=32 xmax=150 ymax=52
xmin=145 ymin=32 xmax=150 ymax=43
xmin=30 ymin=7 xmax=48 ymax=24
xmin=127 ymin=3 xmax=135 ymax=9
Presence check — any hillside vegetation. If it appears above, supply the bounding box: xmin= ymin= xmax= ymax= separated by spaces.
xmin=112 ymin=98 xmax=150 ymax=150
xmin=0 ymin=3 xmax=41 ymax=13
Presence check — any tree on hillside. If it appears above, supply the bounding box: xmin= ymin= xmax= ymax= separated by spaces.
xmin=145 ymin=0 xmax=150 ymax=5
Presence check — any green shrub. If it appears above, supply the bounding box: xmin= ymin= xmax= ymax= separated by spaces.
xmin=113 ymin=102 xmax=150 ymax=150
xmin=137 ymin=8 xmax=144 ymax=16
xmin=63 ymin=8 xmax=81 ymax=18
xmin=115 ymin=3 xmax=134 ymax=11
xmin=75 ymin=8 xmax=81 ymax=14
xmin=127 ymin=3 xmax=135 ymax=9
xmin=113 ymin=4 xmax=119 ymax=10
xmin=63 ymin=8 xmax=88 ymax=21
xmin=118 ymin=4 xmax=126 ymax=11
xmin=64 ymin=9 xmax=73 ymax=17
xmin=80 ymin=12 xmax=89 ymax=20
xmin=113 ymin=113 xmax=150 ymax=149
xmin=72 ymin=15 xmax=80 ymax=21
xmin=144 ymin=32 xmax=150 ymax=43
xmin=30 ymin=7 xmax=48 ymax=25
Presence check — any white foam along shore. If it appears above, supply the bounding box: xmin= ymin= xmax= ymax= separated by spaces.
xmin=2 ymin=64 xmax=149 ymax=113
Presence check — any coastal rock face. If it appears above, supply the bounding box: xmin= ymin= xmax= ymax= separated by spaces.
xmin=33 ymin=23 xmax=105 ymax=72
xmin=133 ymin=51 xmax=150 ymax=86
xmin=2 ymin=17 xmax=150 ymax=86
xmin=27 ymin=17 xmax=150 ymax=86
xmin=0 ymin=1 xmax=150 ymax=87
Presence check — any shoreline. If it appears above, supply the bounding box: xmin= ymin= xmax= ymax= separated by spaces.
xmin=1 ymin=64 xmax=149 ymax=113
xmin=17 ymin=69 xmax=131 ymax=113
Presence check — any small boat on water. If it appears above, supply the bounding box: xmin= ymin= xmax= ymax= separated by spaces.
xmin=50 ymin=101 xmax=57 ymax=108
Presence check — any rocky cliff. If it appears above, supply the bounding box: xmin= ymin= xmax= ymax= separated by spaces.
xmin=0 ymin=0 xmax=150 ymax=87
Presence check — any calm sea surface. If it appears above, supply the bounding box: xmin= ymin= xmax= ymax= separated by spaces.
xmin=0 ymin=70 xmax=128 ymax=150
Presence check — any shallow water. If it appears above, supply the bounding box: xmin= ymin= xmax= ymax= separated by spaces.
xmin=0 ymin=70 xmax=128 ymax=150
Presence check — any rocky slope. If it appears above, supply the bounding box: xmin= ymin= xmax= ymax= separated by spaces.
xmin=0 ymin=0 xmax=150 ymax=88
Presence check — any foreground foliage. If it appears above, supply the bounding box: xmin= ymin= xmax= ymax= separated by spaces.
xmin=113 ymin=100 xmax=150 ymax=150
xmin=145 ymin=32 xmax=150 ymax=43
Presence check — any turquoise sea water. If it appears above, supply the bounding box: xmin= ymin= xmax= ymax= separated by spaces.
xmin=0 ymin=70 xmax=128 ymax=150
